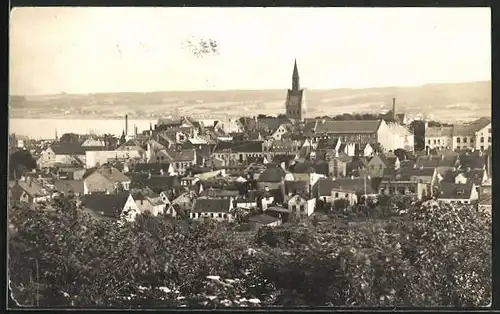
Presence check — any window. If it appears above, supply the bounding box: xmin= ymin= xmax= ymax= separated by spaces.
xmin=292 ymin=205 xmax=297 ymax=211
xmin=433 ymin=140 xmax=436 ymax=144
xmin=489 ymin=128 xmax=491 ymax=133
xmin=463 ymin=200 xmax=469 ymax=204
xmin=380 ymin=188 xmax=385 ymax=195
xmin=470 ymin=138 xmax=474 ymax=143
xmin=428 ymin=140 xmax=431 ymax=144
xmin=300 ymin=205 xmax=305 ymax=212
xmin=223 ymin=214 xmax=228 ymax=218
xmin=323 ymin=197 xmax=327 ymax=202
xmin=488 ymin=137 xmax=491 ymax=143
xmin=457 ymin=138 xmax=461 ymax=143
xmin=437 ymin=139 xmax=441 ymax=144
xmin=481 ymin=137 xmax=484 ymax=143
xmin=210 ymin=213 xmax=214 ymax=218
xmin=218 ymin=213 xmax=222 ymax=218
xmin=335 ymin=192 xmax=339 ymax=198
xmin=345 ymin=193 xmax=349 ymax=198
xmin=481 ymin=146 xmax=485 ymax=151
xmin=463 ymin=137 xmax=467 ymax=143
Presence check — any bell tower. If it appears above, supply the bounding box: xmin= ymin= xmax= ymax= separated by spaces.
xmin=285 ymin=59 xmax=306 ymax=122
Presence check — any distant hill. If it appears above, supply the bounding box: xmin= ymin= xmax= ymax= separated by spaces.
xmin=9 ymin=81 xmax=491 ymax=121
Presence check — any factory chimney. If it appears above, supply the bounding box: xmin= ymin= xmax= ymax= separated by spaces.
xmin=125 ymin=115 xmax=129 ymax=136
xmin=392 ymin=98 xmax=396 ymax=122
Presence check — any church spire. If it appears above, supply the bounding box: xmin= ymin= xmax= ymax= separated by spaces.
xmin=292 ymin=59 xmax=300 ymax=91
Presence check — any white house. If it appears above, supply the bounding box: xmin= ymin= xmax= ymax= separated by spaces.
xmin=474 ymin=119 xmax=492 ymax=152
xmin=190 ymin=197 xmax=235 ymax=222
xmin=287 ymin=193 xmax=316 ymax=217
xmin=133 ymin=192 xmax=167 ymax=216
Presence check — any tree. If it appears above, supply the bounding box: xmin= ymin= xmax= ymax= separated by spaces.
xmin=9 ymin=150 xmax=37 ymax=179
xmin=9 ymin=195 xmax=491 ymax=308
xmin=59 ymin=133 xmax=81 ymax=144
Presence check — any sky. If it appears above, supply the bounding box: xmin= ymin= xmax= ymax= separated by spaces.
xmin=10 ymin=7 xmax=491 ymax=95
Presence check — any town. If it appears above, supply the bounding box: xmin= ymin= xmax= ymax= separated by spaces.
xmin=9 ymin=60 xmax=492 ymax=224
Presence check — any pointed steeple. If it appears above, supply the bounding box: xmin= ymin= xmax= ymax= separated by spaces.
xmin=292 ymin=59 xmax=300 ymax=91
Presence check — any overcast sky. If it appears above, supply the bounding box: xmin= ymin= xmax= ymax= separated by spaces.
xmin=10 ymin=7 xmax=490 ymax=95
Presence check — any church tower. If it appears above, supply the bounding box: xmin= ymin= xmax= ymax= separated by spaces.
xmin=285 ymin=59 xmax=306 ymax=122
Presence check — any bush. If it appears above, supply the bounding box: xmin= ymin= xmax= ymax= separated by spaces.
xmin=9 ymin=196 xmax=491 ymax=307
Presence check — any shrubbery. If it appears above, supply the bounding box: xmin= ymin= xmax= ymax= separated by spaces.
xmin=8 ymin=195 xmax=491 ymax=308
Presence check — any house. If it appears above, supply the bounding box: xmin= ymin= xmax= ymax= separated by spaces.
xmin=83 ymin=166 xmax=131 ymax=195
xmin=272 ymin=154 xmax=297 ymax=171
xmin=85 ymin=150 xmax=141 ymax=169
xmin=270 ymin=123 xmax=294 ymax=140
xmin=190 ymin=197 xmax=235 ymax=221
xmin=337 ymin=143 xmax=357 ymax=157
xmin=480 ymin=178 xmax=492 ymax=200
xmin=116 ymin=139 xmax=147 ymax=157
xmin=472 ymin=118 xmax=492 ymax=151
xmin=425 ymin=126 xmax=454 ymax=150
xmin=81 ymin=137 xmax=106 ymax=147
xmin=287 ymin=193 xmax=316 ymax=216
xmin=386 ymin=122 xmax=415 ymax=152
xmin=11 ymin=178 xmax=52 ymax=203
xmin=200 ymin=187 xmax=240 ymax=199
xmin=163 ymin=149 xmax=197 ymax=175
xmin=81 ymin=192 xmax=140 ymax=221
xmin=54 ymin=180 xmax=85 ymax=197
xmin=366 ymin=154 xmax=400 ymax=178
xmin=257 ymin=166 xmax=286 ymax=191
xmin=306 ymin=119 xmax=395 ymax=152
xmin=171 ymin=191 xmax=196 ymax=212
xmin=356 ymin=143 xmax=374 ymax=157
xmin=328 ymin=156 xmax=352 ymax=178
xmin=234 ymin=198 xmax=258 ymax=210
xmin=36 ymin=142 xmax=90 ymax=168
xmin=212 ymin=141 xmax=264 ymax=164
xmin=132 ymin=191 xmax=167 ymax=216
xmin=248 ymin=214 xmax=282 ymax=229
xmin=55 ymin=165 xmax=86 ymax=180
xmin=130 ymin=162 xmax=175 ymax=176
xmin=129 ymin=174 xmax=182 ymax=195
xmin=215 ymin=118 xmax=245 ymax=134
xmin=282 ymin=180 xmax=310 ymax=202
xmin=312 ymin=178 xmax=339 ymax=204
xmin=379 ymin=167 xmax=435 ymax=200
xmin=261 ymin=189 xmax=275 ymax=211
xmin=329 ymin=178 xmax=376 ymax=206
xmin=264 ymin=139 xmax=302 ymax=159
xmin=436 ymin=182 xmax=479 ymax=205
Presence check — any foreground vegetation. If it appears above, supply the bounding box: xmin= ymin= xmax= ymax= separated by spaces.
xmin=9 ymin=195 xmax=491 ymax=308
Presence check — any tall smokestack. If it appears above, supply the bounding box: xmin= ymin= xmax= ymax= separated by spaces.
xmin=392 ymin=98 xmax=396 ymax=121
xmin=125 ymin=115 xmax=129 ymax=136
xmin=134 ymin=125 xmax=138 ymax=135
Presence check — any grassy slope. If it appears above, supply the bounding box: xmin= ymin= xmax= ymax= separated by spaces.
xmin=9 ymin=81 xmax=491 ymax=120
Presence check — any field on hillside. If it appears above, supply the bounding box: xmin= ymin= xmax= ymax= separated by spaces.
xmin=9 ymin=81 xmax=491 ymax=122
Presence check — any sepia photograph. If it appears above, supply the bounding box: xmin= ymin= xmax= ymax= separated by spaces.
xmin=8 ymin=7 xmax=491 ymax=308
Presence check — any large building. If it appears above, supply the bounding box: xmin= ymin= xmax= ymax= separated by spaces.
xmin=424 ymin=117 xmax=491 ymax=152
xmin=285 ymin=60 xmax=307 ymax=122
